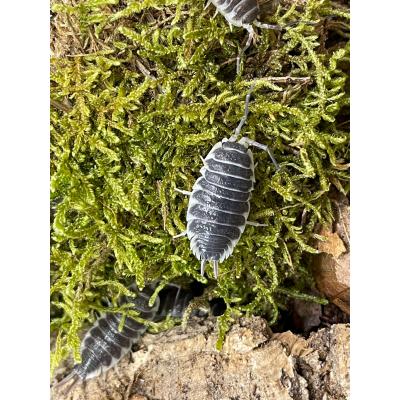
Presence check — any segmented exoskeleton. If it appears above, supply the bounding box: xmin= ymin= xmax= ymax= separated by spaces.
xmin=207 ymin=0 xmax=318 ymax=73
xmin=207 ymin=0 xmax=282 ymax=73
xmin=174 ymin=87 xmax=280 ymax=278
xmin=53 ymin=282 xmax=199 ymax=393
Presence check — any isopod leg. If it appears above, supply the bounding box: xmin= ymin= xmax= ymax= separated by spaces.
xmin=246 ymin=221 xmax=268 ymax=227
xmin=236 ymin=25 xmax=255 ymax=75
xmin=239 ymin=137 xmax=281 ymax=171
xmin=175 ymin=188 xmax=192 ymax=196
xmin=173 ymin=230 xmax=187 ymax=239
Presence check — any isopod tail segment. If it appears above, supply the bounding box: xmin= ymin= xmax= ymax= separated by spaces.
xmin=52 ymin=370 xmax=81 ymax=398
xmin=173 ymin=85 xmax=280 ymax=279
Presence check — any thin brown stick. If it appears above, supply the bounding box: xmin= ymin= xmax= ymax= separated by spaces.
xmin=50 ymin=99 xmax=73 ymax=113
xmin=257 ymin=76 xmax=312 ymax=84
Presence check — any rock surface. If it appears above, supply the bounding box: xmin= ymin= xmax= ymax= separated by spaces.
xmin=52 ymin=318 xmax=349 ymax=400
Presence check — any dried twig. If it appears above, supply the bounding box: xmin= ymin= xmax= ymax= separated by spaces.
xmin=258 ymin=76 xmax=312 ymax=84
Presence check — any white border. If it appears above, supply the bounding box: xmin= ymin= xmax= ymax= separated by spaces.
xmin=0 ymin=1 xmax=49 ymax=399
xmin=352 ymin=1 xmax=400 ymax=398
xmin=2 ymin=0 xmax=400 ymax=398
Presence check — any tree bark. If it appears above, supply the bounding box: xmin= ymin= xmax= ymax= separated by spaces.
xmin=52 ymin=318 xmax=349 ymax=400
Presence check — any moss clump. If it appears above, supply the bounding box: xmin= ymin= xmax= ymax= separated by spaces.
xmin=50 ymin=0 xmax=350 ymax=373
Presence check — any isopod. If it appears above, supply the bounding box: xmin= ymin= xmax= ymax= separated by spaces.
xmin=206 ymin=0 xmax=317 ymax=73
xmin=174 ymin=87 xmax=280 ymax=279
xmin=53 ymin=282 xmax=199 ymax=394
xmin=207 ymin=0 xmax=282 ymax=72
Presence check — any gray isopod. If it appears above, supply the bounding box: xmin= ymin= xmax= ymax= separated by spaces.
xmin=53 ymin=282 xmax=196 ymax=394
xmin=174 ymin=87 xmax=280 ymax=279
xmin=206 ymin=0 xmax=282 ymax=72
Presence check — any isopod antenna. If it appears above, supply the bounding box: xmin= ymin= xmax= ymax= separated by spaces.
xmin=52 ymin=371 xmax=81 ymax=399
xmin=230 ymin=85 xmax=280 ymax=171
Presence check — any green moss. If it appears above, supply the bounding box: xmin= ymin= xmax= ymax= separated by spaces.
xmin=50 ymin=0 xmax=349 ymax=374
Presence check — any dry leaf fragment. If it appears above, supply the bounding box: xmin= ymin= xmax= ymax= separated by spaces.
xmin=317 ymin=228 xmax=347 ymax=258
